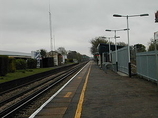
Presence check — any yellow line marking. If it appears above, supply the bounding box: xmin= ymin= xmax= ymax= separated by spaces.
xmin=64 ymin=92 xmax=72 ymax=98
xmin=78 ymin=77 xmax=81 ymax=79
xmin=74 ymin=65 xmax=91 ymax=118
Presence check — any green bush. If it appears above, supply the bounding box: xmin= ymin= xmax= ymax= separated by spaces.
xmin=16 ymin=59 xmax=27 ymax=70
xmin=0 ymin=55 xmax=8 ymax=76
xmin=8 ymin=57 xmax=16 ymax=73
xmin=68 ymin=59 xmax=73 ymax=63
xmin=27 ymin=58 xmax=37 ymax=69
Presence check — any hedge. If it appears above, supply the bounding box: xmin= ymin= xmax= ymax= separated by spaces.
xmin=27 ymin=58 xmax=37 ymax=69
xmin=8 ymin=57 xmax=16 ymax=73
xmin=16 ymin=59 xmax=27 ymax=70
xmin=0 ymin=55 xmax=8 ymax=76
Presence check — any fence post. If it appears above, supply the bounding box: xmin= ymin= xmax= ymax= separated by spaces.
xmin=154 ymin=40 xmax=158 ymax=85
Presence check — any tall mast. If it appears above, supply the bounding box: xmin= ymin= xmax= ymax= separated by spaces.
xmin=49 ymin=1 xmax=53 ymax=51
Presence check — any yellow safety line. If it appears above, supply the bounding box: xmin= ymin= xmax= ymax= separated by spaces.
xmin=64 ymin=92 xmax=72 ymax=98
xmin=74 ymin=65 xmax=91 ymax=118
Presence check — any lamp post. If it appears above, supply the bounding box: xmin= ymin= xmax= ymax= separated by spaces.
xmin=105 ymin=29 xmax=128 ymax=71
xmin=107 ymin=36 xmax=120 ymax=63
xmin=113 ymin=13 xmax=149 ymax=77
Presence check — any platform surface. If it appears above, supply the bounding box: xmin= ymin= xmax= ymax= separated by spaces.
xmin=32 ymin=61 xmax=158 ymax=118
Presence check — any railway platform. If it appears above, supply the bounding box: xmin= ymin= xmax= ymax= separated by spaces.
xmin=30 ymin=61 xmax=158 ymax=118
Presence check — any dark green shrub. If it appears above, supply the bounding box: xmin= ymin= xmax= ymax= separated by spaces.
xmin=16 ymin=59 xmax=27 ymax=70
xmin=27 ymin=58 xmax=37 ymax=69
xmin=8 ymin=57 xmax=16 ymax=72
xmin=0 ymin=55 xmax=8 ymax=76
xmin=68 ymin=59 xmax=73 ymax=63
xmin=65 ymin=59 xmax=67 ymax=63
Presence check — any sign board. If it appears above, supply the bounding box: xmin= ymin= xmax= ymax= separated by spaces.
xmin=31 ymin=51 xmax=41 ymax=68
xmin=154 ymin=31 xmax=158 ymax=40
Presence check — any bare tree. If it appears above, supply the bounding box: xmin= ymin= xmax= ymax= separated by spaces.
xmin=40 ymin=49 xmax=47 ymax=58
xmin=90 ymin=36 xmax=108 ymax=55
xmin=57 ymin=47 xmax=67 ymax=55
xmin=148 ymin=38 xmax=158 ymax=51
xmin=57 ymin=47 xmax=67 ymax=63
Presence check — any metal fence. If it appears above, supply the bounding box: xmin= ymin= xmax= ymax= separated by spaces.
xmin=102 ymin=45 xmax=158 ymax=81
xmin=136 ymin=51 xmax=158 ymax=82
xmin=112 ymin=46 xmax=129 ymax=74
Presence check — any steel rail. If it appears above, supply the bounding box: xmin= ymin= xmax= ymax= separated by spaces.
xmin=0 ymin=64 xmax=79 ymax=106
xmin=0 ymin=62 xmax=88 ymax=118
xmin=0 ymin=70 xmax=65 ymax=106
xmin=0 ymin=63 xmax=77 ymax=95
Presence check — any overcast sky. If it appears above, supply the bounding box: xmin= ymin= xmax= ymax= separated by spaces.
xmin=0 ymin=0 xmax=158 ymax=56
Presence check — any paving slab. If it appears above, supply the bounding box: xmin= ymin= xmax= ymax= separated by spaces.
xmin=81 ymin=62 xmax=158 ymax=118
xmin=33 ymin=61 xmax=158 ymax=118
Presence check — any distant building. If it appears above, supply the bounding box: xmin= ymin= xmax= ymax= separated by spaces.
xmin=48 ymin=51 xmax=63 ymax=66
xmin=0 ymin=50 xmax=31 ymax=59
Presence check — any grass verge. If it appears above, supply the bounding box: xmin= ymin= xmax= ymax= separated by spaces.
xmin=0 ymin=68 xmax=54 ymax=83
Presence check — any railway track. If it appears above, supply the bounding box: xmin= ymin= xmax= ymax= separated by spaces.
xmin=0 ymin=63 xmax=78 ymax=94
xmin=0 ymin=62 xmax=88 ymax=118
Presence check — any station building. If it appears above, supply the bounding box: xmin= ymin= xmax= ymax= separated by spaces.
xmin=97 ymin=43 xmax=124 ymax=68
xmin=0 ymin=50 xmax=63 ymax=67
xmin=0 ymin=50 xmax=31 ymax=59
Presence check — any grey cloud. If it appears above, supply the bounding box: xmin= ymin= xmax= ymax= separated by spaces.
xmin=0 ymin=0 xmax=158 ymax=56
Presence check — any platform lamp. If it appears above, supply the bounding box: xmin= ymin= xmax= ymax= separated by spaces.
xmin=105 ymin=29 xmax=128 ymax=71
xmin=113 ymin=13 xmax=149 ymax=77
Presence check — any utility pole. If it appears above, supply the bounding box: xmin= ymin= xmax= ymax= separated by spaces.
xmin=49 ymin=1 xmax=53 ymax=51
